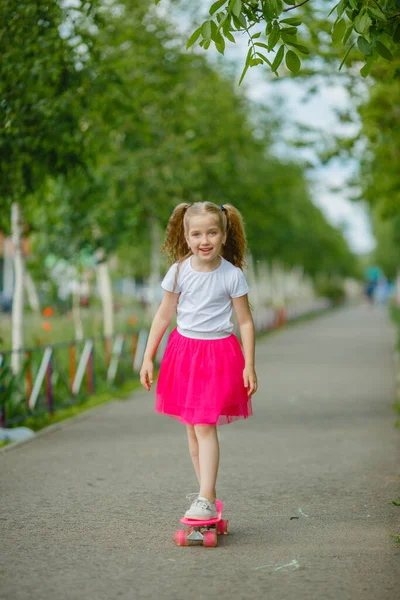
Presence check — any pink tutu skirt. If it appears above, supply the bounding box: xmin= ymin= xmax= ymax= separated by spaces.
xmin=155 ymin=329 xmax=252 ymax=426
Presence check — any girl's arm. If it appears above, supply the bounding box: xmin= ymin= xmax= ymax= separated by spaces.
xmin=232 ymin=295 xmax=258 ymax=397
xmin=140 ymin=291 xmax=179 ymax=391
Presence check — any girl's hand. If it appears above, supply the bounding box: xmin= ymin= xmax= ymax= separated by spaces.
xmin=243 ymin=365 xmax=258 ymax=397
xmin=140 ymin=358 xmax=154 ymax=391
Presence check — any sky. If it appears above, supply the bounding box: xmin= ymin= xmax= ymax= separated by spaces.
xmin=160 ymin=0 xmax=376 ymax=255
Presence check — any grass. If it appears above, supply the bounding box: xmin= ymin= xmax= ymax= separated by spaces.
xmin=18 ymin=377 xmax=144 ymax=432
xmin=0 ymin=303 xmax=148 ymax=351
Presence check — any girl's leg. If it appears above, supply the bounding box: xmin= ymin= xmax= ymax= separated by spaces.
xmin=194 ymin=424 xmax=219 ymax=503
xmin=186 ymin=425 xmax=201 ymax=486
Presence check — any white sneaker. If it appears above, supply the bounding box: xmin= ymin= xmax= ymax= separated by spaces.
xmin=184 ymin=496 xmax=218 ymax=520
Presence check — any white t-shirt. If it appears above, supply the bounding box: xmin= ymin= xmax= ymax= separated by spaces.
xmin=161 ymin=256 xmax=249 ymax=338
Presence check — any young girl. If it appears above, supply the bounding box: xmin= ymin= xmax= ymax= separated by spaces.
xmin=140 ymin=202 xmax=257 ymax=520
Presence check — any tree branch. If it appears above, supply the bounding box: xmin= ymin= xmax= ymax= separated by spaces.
xmin=283 ymin=0 xmax=311 ymax=12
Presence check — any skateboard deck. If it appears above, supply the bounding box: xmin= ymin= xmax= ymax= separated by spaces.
xmin=174 ymin=500 xmax=229 ymax=547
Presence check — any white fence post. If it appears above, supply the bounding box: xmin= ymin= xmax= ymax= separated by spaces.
xmin=28 ymin=347 xmax=53 ymax=409
xmin=107 ymin=334 xmax=125 ymax=384
xmin=72 ymin=340 xmax=93 ymax=395
xmin=133 ymin=329 xmax=148 ymax=373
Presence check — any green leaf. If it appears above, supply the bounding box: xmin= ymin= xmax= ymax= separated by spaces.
xmin=202 ymin=20 xmax=212 ymax=40
xmin=238 ymin=63 xmax=249 ymax=85
xmin=367 ymin=7 xmax=386 ymax=20
xmin=255 ymin=41 xmax=270 ymax=50
xmin=186 ymin=27 xmax=202 ymax=49
xmin=375 ymin=40 xmax=393 ymax=61
xmin=357 ymin=36 xmax=371 ymax=55
xmin=336 ymin=0 xmax=346 ymax=18
xmin=328 ymin=2 xmax=340 ymax=17
xmin=354 ymin=11 xmax=372 ymax=35
xmin=210 ymin=0 xmax=227 ymax=15
xmin=338 ymin=42 xmax=355 ymax=71
xmin=255 ymin=52 xmax=272 ymax=66
xmin=222 ymin=15 xmax=233 ymax=35
xmin=232 ymin=0 xmax=242 ymax=17
xmin=238 ymin=12 xmax=247 ymax=27
xmin=204 ymin=40 xmax=211 ymax=49
xmin=280 ymin=17 xmax=302 ymax=26
xmin=271 ymin=44 xmax=285 ymax=72
xmin=225 ymin=30 xmax=236 ymax=42
xmin=238 ymin=50 xmax=252 ymax=86
xmin=394 ymin=24 xmax=400 ymax=44
xmin=286 ymin=42 xmax=310 ymax=54
xmin=232 ymin=14 xmax=246 ymax=29
xmin=216 ymin=12 xmax=228 ymax=26
xmin=210 ymin=20 xmax=223 ymax=42
xmin=252 ymin=32 xmax=261 ymax=39
xmin=360 ymin=56 xmax=373 ymax=77
xmin=285 ymin=50 xmax=301 ymax=73
xmin=280 ymin=27 xmax=297 ymax=35
xmin=281 ymin=32 xmax=297 ymax=43
xmin=215 ymin=38 xmax=226 ymax=54
xmin=268 ymin=28 xmax=280 ymax=50
xmin=332 ymin=18 xmax=346 ymax=43
xmin=263 ymin=0 xmax=277 ymax=20
xmin=250 ymin=58 xmax=263 ymax=66
xmin=349 ymin=0 xmax=358 ymax=8
xmin=343 ymin=24 xmax=354 ymax=46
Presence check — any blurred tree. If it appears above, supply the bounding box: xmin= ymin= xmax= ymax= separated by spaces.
xmin=1 ymin=0 xmax=357 ymax=336
xmin=0 ymin=0 xmax=103 ymax=368
xmin=0 ymin=0 xmax=104 ymax=214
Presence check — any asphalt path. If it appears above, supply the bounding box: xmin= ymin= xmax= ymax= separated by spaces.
xmin=1 ymin=304 xmax=400 ymax=600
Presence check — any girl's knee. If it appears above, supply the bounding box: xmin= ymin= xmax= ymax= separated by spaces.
xmin=186 ymin=425 xmax=197 ymax=439
xmin=194 ymin=424 xmax=217 ymax=438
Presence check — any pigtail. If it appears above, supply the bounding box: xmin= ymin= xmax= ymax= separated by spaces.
xmin=221 ymin=204 xmax=247 ymax=270
xmin=161 ymin=203 xmax=191 ymax=266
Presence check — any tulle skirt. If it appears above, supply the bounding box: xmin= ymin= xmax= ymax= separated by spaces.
xmin=155 ymin=329 xmax=253 ymax=426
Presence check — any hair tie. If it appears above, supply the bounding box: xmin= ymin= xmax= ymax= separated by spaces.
xmin=220 ymin=205 xmax=226 ymax=212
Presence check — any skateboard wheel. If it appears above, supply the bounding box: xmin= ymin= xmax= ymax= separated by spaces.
xmin=203 ymin=530 xmax=217 ymax=547
xmin=175 ymin=529 xmax=189 ymax=546
xmin=218 ymin=519 xmax=229 ymax=535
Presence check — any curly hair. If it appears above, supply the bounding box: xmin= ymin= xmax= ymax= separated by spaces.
xmin=161 ymin=201 xmax=247 ymax=270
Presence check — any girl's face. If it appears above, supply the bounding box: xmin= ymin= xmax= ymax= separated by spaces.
xmin=185 ymin=213 xmax=226 ymax=265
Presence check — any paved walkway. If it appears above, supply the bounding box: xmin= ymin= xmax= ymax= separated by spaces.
xmin=1 ymin=304 xmax=400 ymax=600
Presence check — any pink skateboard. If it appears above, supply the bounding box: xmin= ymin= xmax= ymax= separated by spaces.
xmin=174 ymin=500 xmax=229 ymax=547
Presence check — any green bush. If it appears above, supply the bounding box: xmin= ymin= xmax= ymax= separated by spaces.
xmin=315 ymin=280 xmax=345 ymax=303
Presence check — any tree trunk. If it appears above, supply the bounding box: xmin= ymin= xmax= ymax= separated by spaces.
xmin=11 ymin=203 xmax=24 ymax=374
xmin=71 ymin=279 xmax=84 ymax=341
xmin=25 ymin=270 xmax=40 ymax=313
xmin=148 ymin=216 xmax=161 ymax=316
xmin=96 ymin=254 xmax=114 ymax=338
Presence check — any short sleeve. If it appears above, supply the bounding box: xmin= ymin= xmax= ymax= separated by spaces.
xmin=230 ymin=268 xmax=249 ymax=298
xmin=161 ymin=263 xmax=181 ymax=293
